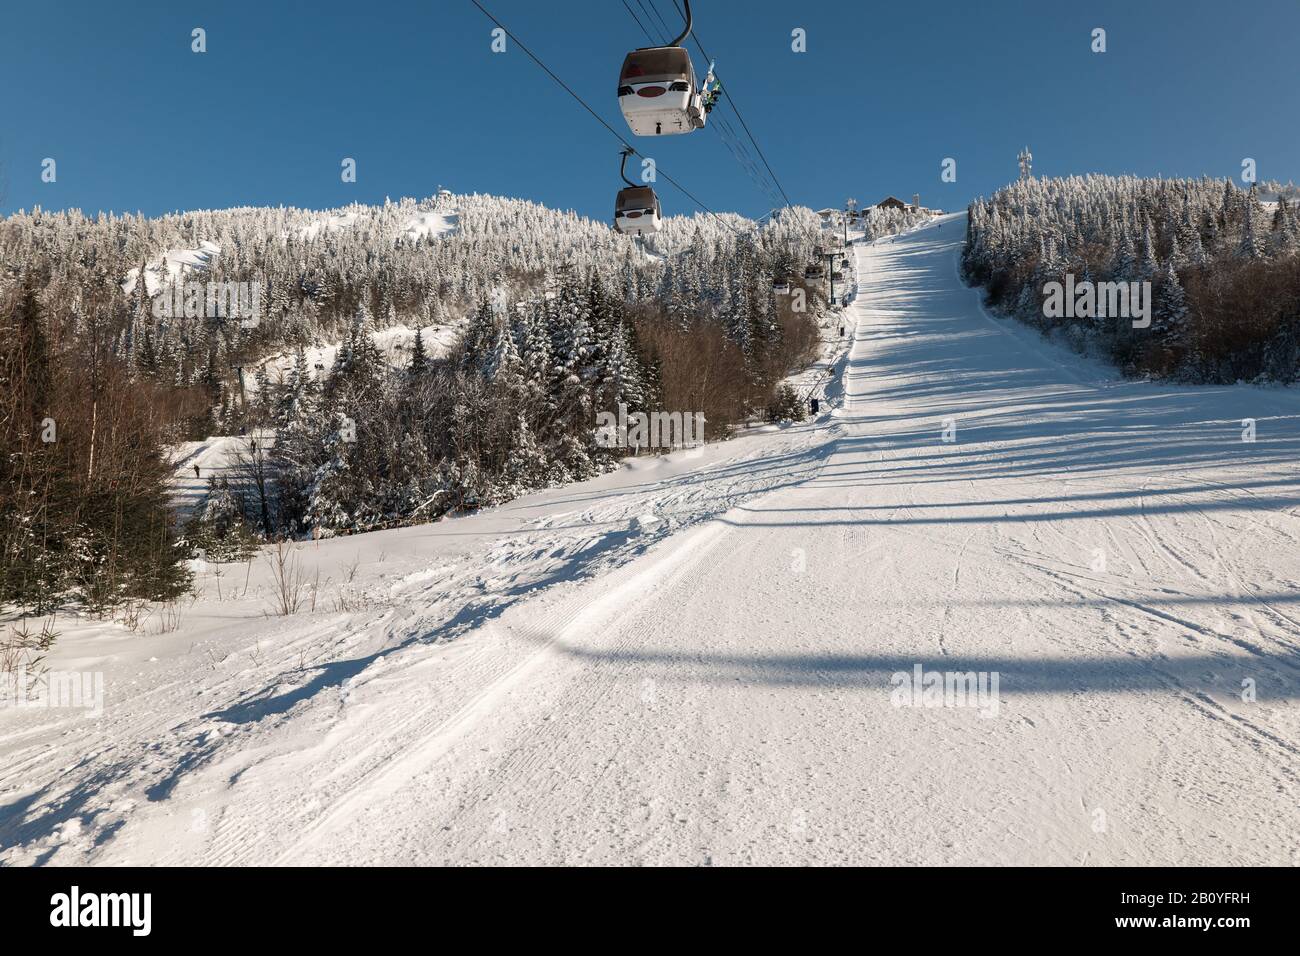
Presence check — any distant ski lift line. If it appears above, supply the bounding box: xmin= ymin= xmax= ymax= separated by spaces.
xmin=466 ymin=0 xmax=751 ymax=236
xmin=620 ymin=0 xmax=659 ymax=46
xmin=639 ymin=0 xmax=678 ymax=44
xmin=666 ymin=0 xmax=793 ymax=208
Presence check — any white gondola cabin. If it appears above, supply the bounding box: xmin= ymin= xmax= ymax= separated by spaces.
xmin=614 ymin=185 xmax=663 ymax=235
xmin=618 ymin=46 xmax=707 ymax=136
xmin=805 ymin=264 xmax=825 ymax=280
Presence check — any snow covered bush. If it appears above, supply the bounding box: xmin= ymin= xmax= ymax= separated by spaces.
xmin=183 ymin=477 xmax=260 ymax=562
xmin=766 ymin=382 xmax=808 ymax=423
xmin=0 ymin=618 xmax=58 ymax=682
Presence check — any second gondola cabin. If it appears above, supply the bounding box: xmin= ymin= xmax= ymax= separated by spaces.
xmin=615 ymin=185 xmax=662 ymax=235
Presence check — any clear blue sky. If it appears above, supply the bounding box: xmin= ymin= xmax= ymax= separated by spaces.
xmin=4 ymin=0 xmax=1298 ymax=222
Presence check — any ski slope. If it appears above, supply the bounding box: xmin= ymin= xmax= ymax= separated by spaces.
xmin=4 ymin=215 xmax=1298 ymax=866
xmin=169 ymin=435 xmax=251 ymax=520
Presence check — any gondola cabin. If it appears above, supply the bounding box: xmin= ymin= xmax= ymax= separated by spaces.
xmin=618 ymin=47 xmax=706 ymax=136
xmin=773 ymin=279 xmax=791 ymax=294
xmin=615 ymin=186 xmax=663 ymax=235
xmin=805 ymin=264 xmax=825 ymax=280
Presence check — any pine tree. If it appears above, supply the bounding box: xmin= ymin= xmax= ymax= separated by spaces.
xmin=409 ymin=327 xmax=429 ymax=374
xmin=1237 ymin=206 xmax=1266 ymax=260
xmin=1110 ymin=223 xmax=1135 ymax=279
xmin=1152 ymin=261 xmax=1190 ymax=346
xmin=1268 ymin=198 xmax=1299 ymax=258
xmin=1137 ymin=219 xmax=1158 ymax=277
xmin=599 ymin=320 xmax=646 ymax=411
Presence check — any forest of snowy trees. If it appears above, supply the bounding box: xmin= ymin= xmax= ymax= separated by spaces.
xmin=1 ymin=190 xmax=922 ymax=611
xmin=962 ymin=175 xmax=1300 ymax=383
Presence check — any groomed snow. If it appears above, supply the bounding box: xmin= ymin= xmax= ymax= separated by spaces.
xmin=4 ymin=215 xmax=1298 ymax=865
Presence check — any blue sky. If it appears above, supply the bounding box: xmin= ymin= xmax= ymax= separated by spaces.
xmin=4 ymin=0 xmax=1299 ymax=222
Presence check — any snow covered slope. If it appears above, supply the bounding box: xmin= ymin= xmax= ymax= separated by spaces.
xmin=292 ymin=205 xmax=460 ymax=244
xmin=400 ymin=210 xmax=458 ymax=242
xmin=244 ymin=323 xmax=463 ymax=397
xmin=169 ymin=435 xmax=251 ymax=519
xmin=4 ymin=215 xmax=1297 ymax=866
xmin=122 ymin=240 xmax=220 ymax=296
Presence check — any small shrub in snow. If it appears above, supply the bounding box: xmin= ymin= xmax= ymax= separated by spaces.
xmin=767 ymin=383 xmax=808 ymax=423
xmin=184 ymin=478 xmax=260 ymax=562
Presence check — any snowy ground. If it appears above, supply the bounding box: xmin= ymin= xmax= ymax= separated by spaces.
xmin=121 ymin=241 xmax=221 ymax=296
xmin=3 ymin=214 xmax=1298 ymax=865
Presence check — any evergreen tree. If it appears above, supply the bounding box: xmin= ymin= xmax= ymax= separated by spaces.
xmin=409 ymin=327 xmax=429 ymax=374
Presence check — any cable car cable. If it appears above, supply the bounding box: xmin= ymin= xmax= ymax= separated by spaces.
xmin=666 ymin=0 xmax=793 ymax=208
xmin=633 ymin=0 xmax=672 ymax=44
xmin=639 ymin=0 xmax=681 ymax=45
xmin=713 ymin=114 xmax=782 ymax=208
xmin=620 ymin=0 xmax=659 ymax=46
xmin=641 ymin=0 xmax=678 ymax=45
